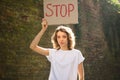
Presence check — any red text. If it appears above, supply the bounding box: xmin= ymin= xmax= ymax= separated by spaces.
xmin=45 ymin=3 xmax=74 ymax=17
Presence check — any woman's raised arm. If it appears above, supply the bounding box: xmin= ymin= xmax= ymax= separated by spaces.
xmin=30 ymin=18 xmax=49 ymax=56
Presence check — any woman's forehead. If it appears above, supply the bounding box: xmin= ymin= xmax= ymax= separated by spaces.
xmin=57 ymin=31 xmax=67 ymax=36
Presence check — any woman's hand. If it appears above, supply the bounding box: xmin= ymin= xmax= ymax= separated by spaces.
xmin=41 ymin=18 xmax=48 ymax=30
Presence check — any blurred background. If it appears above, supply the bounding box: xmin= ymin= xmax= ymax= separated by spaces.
xmin=0 ymin=0 xmax=120 ymax=80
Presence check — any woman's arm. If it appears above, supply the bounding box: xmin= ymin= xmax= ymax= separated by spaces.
xmin=78 ymin=62 xmax=85 ymax=80
xmin=30 ymin=18 xmax=49 ymax=56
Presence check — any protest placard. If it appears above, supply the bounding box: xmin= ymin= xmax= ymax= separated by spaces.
xmin=44 ymin=0 xmax=78 ymax=25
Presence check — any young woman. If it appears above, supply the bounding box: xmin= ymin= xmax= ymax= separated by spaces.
xmin=30 ymin=18 xmax=85 ymax=80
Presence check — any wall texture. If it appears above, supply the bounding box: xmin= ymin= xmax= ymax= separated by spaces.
xmin=0 ymin=0 xmax=120 ymax=80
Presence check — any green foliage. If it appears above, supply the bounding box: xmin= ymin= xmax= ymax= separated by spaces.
xmin=100 ymin=0 xmax=120 ymax=57
xmin=0 ymin=0 xmax=48 ymax=80
xmin=100 ymin=1 xmax=120 ymax=79
xmin=109 ymin=0 xmax=120 ymax=4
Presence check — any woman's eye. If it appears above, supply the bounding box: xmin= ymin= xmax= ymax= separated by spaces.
xmin=57 ymin=36 xmax=60 ymax=38
xmin=63 ymin=36 xmax=67 ymax=38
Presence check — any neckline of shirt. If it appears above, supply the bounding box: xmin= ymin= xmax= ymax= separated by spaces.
xmin=59 ymin=49 xmax=74 ymax=52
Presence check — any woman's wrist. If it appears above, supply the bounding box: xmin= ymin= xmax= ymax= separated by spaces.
xmin=41 ymin=28 xmax=47 ymax=32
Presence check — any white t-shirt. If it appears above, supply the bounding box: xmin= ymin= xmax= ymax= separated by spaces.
xmin=46 ymin=49 xmax=85 ymax=80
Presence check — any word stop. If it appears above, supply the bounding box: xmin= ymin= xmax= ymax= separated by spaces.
xmin=45 ymin=3 xmax=75 ymax=17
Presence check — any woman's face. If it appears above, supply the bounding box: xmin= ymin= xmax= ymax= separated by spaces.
xmin=56 ymin=31 xmax=68 ymax=49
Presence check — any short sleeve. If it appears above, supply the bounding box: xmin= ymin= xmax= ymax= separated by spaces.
xmin=78 ymin=50 xmax=85 ymax=64
xmin=46 ymin=49 xmax=55 ymax=62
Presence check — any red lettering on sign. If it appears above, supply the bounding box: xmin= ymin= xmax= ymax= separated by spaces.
xmin=45 ymin=3 xmax=75 ymax=17
xmin=45 ymin=4 xmax=53 ymax=17
xmin=68 ymin=4 xmax=74 ymax=17
xmin=60 ymin=4 xmax=67 ymax=17
xmin=53 ymin=4 xmax=60 ymax=17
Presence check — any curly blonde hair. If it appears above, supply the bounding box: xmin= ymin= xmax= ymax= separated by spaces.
xmin=51 ymin=26 xmax=75 ymax=50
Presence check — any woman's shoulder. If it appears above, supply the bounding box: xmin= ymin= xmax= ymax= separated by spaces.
xmin=48 ymin=48 xmax=58 ymax=53
xmin=72 ymin=49 xmax=81 ymax=53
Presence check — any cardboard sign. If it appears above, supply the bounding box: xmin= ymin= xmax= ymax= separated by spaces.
xmin=43 ymin=0 xmax=78 ymax=25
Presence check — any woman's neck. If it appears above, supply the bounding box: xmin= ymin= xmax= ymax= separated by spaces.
xmin=60 ymin=47 xmax=69 ymax=51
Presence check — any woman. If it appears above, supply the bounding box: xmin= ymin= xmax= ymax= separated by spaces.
xmin=30 ymin=18 xmax=85 ymax=80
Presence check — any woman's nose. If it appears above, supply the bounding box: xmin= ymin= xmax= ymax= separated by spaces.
xmin=60 ymin=38 xmax=63 ymax=41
